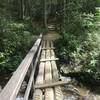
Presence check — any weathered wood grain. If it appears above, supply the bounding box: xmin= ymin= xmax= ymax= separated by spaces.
xmin=34 ymin=89 xmax=43 ymax=100
xmin=33 ymin=41 xmax=45 ymax=100
xmin=50 ymin=42 xmax=63 ymax=100
xmin=41 ymin=47 xmax=55 ymax=50
xmin=23 ymin=45 xmax=42 ymax=100
xmin=40 ymin=58 xmax=59 ymax=62
xmin=0 ymin=34 xmax=42 ymax=100
xmin=45 ymin=88 xmax=54 ymax=100
xmin=0 ymin=36 xmax=63 ymax=100
xmin=44 ymin=41 xmax=54 ymax=100
xmin=35 ymin=81 xmax=69 ymax=89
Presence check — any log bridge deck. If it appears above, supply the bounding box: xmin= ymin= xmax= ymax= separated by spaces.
xmin=0 ymin=34 xmax=67 ymax=100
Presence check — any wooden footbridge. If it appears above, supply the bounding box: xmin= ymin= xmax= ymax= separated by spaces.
xmin=0 ymin=33 xmax=68 ymax=100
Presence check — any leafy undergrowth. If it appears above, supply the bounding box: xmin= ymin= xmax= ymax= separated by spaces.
xmin=55 ymin=8 xmax=100 ymax=85
xmin=0 ymin=18 xmax=44 ymax=73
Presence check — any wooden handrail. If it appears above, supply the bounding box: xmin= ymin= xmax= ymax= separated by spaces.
xmin=23 ymin=45 xmax=42 ymax=100
xmin=0 ymin=34 xmax=43 ymax=100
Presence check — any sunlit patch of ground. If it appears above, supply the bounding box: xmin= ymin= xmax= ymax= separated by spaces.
xmin=44 ymin=31 xmax=61 ymax=40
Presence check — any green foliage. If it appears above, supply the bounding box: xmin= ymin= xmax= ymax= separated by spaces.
xmin=56 ymin=0 xmax=97 ymax=35
xmin=0 ymin=20 xmax=47 ymax=73
xmin=32 ymin=0 xmax=44 ymax=21
xmin=81 ymin=0 xmax=97 ymax=13
xmin=0 ymin=0 xmax=48 ymax=73
xmin=56 ymin=2 xmax=100 ymax=82
xmin=0 ymin=18 xmax=34 ymax=73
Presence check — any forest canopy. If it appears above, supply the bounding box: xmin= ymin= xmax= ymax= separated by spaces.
xmin=0 ymin=0 xmax=100 ymax=85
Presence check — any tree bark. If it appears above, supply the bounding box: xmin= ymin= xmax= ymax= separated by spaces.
xmin=44 ymin=0 xmax=48 ymax=28
xmin=20 ymin=0 xmax=25 ymax=20
xmin=63 ymin=0 xmax=66 ymax=33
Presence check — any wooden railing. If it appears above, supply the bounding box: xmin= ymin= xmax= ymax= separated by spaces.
xmin=0 ymin=34 xmax=43 ymax=100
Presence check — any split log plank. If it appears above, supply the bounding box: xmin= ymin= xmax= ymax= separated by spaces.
xmin=34 ymin=89 xmax=43 ymax=100
xmin=44 ymin=41 xmax=54 ymax=100
xmin=42 ymin=47 xmax=55 ymax=50
xmin=35 ymin=81 xmax=69 ymax=89
xmin=40 ymin=58 xmax=59 ymax=62
xmin=50 ymin=41 xmax=63 ymax=100
xmin=33 ymin=41 xmax=46 ymax=100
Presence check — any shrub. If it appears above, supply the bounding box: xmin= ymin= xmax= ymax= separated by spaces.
xmin=0 ymin=18 xmax=34 ymax=73
xmin=55 ymin=10 xmax=100 ymax=81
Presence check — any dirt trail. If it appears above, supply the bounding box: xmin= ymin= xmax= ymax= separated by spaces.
xmin=43 ymin=31 xmax=61 ymax=40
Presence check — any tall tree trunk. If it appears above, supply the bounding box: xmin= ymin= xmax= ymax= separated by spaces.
xmin=44 ymin=0 xmax=48 ymax=28
xmin=28 ymin=0 xmax=32 ymax=19
xmin=63 ymin=0 xmax=66 ymax=34
xmin=20 ymin=0 xmax=25 ymax=20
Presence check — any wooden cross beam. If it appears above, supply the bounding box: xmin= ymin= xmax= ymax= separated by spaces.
xmin=41 ymin=47 xmax=55 ymax=50
xmin=40 ymin=58 xmax=59 ymax=62
xmin=34 ymin=81 xmax=70 ymax=89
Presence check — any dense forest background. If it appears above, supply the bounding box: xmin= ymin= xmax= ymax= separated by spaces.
xmin=0 ymin=0 xmax=47 ymax=73
xmin=0 ymin=0 xmax=100 ymax=85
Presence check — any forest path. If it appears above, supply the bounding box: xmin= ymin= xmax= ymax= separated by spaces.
xmin=43 ymin=31 xmax=61 ymax=41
